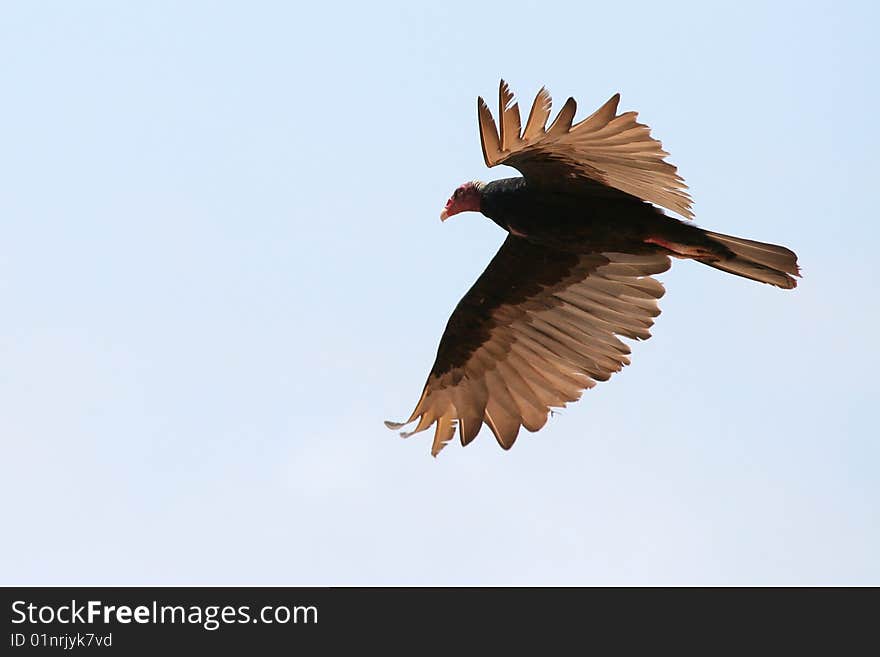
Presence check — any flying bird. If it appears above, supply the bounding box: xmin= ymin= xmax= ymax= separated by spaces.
xmin=387 ymin=80 xmax=799 ymax=456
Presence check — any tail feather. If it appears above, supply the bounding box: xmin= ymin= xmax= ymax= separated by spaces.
xmin=700 ymin=231 xmax=800 ymax=289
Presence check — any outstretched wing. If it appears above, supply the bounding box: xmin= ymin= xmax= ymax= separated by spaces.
xmin=478 ymin=80 xmax=694 ymax=219
xmin=386 ymin=236 xmax=670 ymax=456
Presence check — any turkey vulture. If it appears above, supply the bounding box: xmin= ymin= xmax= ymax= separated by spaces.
xmin=387 ymin=80 xmax=799 ymax=456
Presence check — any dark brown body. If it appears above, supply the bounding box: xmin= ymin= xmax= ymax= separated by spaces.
xmin=479 ymin=177 xmax=731 ymax=258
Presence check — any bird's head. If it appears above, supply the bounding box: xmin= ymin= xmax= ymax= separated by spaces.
xmin=440 ymin=181 xmax=484 ymax=221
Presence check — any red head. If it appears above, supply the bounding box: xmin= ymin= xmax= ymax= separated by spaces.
xmin=440 ymin=181 xmax=483 ymax=221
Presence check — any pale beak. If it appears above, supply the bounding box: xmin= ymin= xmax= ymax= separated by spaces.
xmin=440 ymin=208 xmax=449 ymax=221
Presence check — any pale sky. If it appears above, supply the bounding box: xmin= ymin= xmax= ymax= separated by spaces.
xmin=2 ymin=1 xmax=878 ymax=584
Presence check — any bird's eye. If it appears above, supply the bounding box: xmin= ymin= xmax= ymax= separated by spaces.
xmin=453 ymin=189 xmax=461 ymax=199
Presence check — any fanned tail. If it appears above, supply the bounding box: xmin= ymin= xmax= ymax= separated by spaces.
xmin=700 ymin=231 xmax=801 ymax=289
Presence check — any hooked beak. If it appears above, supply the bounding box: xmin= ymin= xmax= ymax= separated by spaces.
xmin=440 ymin=208 xmax=449 ymax=221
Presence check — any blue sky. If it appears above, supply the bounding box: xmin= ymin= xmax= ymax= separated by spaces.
xmin=2 ymin=1 xmax=878 ymax=584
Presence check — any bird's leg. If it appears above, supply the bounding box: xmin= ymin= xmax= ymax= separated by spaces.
xmin=644 ymin=237 xmax=721 ymax=261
